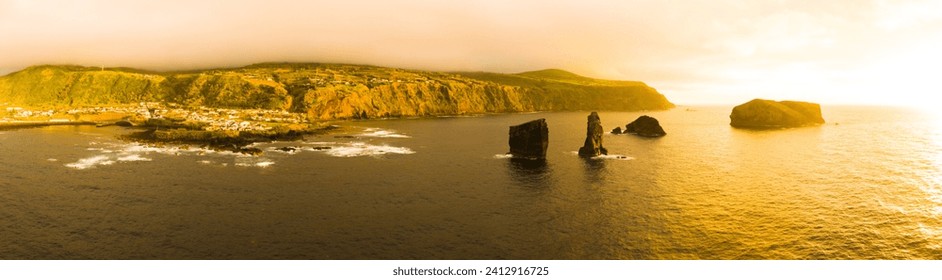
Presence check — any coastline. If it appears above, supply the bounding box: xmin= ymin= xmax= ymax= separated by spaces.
xmin=2 ymin=103 xmax=332 ymax=154
xmin=2 ymin=102 xmax=681 ymax=155
xmin=0 ymin=120 xmax=98 ymax=130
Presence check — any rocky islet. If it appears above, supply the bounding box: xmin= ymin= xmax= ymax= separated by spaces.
xmin=730 ymin=99 xmax=825 ymax=129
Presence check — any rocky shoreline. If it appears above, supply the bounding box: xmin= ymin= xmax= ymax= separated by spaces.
xmin=0 ymin=120 xmax=98 ymax=130
xmin=3 ymin=103 xmax=333 ymax=154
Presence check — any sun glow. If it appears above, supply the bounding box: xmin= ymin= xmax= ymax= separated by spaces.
xmin=854 ymin=44 xmax=942 ymax=107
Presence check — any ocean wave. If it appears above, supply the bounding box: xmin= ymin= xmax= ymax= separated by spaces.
xmin=569 ymin=151 xmax=634 ymax=160
xmin=302 ymin=141 xmax=338 ymax=145
xmin=357 ymin=128 xmax=411 ymax=138
xmin=594 ymin=154 xmax=634 ymax=160
xmin=234 ymin=158 xmax=276 ymax=168
xmin=86 ymin=147 xmax=114 ymax=153
xmin=66 ymin=142 xmax=210 ymax=170
xmin=65 ymin=155 xmax=116 ymax=170
xmin=321 ymin=142 xmax=415 ymax=157
xmin=117 ymin=154 xmax=152 ymax=162
xmin=64 ymin=136 xmax=414 ymax=169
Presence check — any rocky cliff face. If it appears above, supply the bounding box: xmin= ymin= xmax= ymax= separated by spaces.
xmin=729 ymin=99 xmax=825 ymax=128
xmin=0 ymin=63 xmax=675 ymax=121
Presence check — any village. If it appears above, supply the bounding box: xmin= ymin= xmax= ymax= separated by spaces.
xmin=1 ymin=102 xmax=308 ymax=133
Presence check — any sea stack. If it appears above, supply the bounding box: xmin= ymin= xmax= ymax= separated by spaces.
xmin=578 ymin=112 xmax=608 ymax=157
xmin=625 ymin=115 xmax=666 ymax=137
xmin=730 ymin=99 xmax=825 ymax=129
xmin=508 ymin=119 xmax=549 ymax=159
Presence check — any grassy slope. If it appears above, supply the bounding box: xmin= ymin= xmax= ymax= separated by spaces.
xmin=0 ymin=64 xmax=674 ymax=120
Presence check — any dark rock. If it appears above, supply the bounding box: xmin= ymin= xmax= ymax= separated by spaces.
xmin=238 ymin=147 xmax=263 ymax=156
xmin=277 ymin=147 xmax=297 ymax=152
xmin=334 ymin=135 xmax=356 ymax=139
xmin=625 ymin=115 xmax=666 ymax=137
xmin=114 ymin=120 xmax=134 ymax=127
xmin=730 ymin=99 xmax=825 ymax=128
xmin=508 ymin=118 xmax=549 ymax=159
xmin=611 ymin=127 xmax=622 ymax=134
xmin=310 ymin=146 xmax=332 ymax=150
xmin=578 ymin=112 xmax=608 ymax=157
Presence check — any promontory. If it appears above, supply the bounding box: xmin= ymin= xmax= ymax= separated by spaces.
xmin=0 ymin=63 xmax=674 ymax=121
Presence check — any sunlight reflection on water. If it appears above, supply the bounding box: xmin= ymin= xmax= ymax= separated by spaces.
xmin=917 ymin=108 xmax=942 ymax=250
xmin=5 ymin=107 xmax=942 ymax=259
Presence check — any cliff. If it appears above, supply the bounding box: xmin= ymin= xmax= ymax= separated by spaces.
xmin=0 ymin=63 xmax=674 ymax=120
xmin=729 ymin=99 xmax=825 ymax=128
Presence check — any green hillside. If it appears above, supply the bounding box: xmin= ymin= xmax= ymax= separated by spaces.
xmin=0 ymin=63 xmax=674 ymax=120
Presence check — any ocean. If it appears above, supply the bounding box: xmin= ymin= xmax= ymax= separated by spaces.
xmin=1 ymin=106 xmax=940 ymax=259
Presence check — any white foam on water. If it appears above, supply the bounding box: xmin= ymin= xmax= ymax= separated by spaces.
xmin=117 ymin=154 xmax=152 ymax=162
xmin=303 ymin=141 xmax=337 ymax=145
xmin=66 ymin=142 xmax=203 ymax=170
xmin=494 ymin=154 xmax=514 ymax=159
xmin=322 ymin=142 xmax=415 ymax=157
xmin=66 ymin=133 xmax=414 ymax=169
xmin=234 ymin=161 xmax=275 ymax=167
xmin=569 ymin=151 xmax=633 ymax=160
xmin=47 ymin=158 xmax=58 ymax=162
xmin=86 ymin=147 xmax=114 ymax=153
xmin=65 ymin=155 xmax=115 ymax=170
xmin=121 ymin=144 xmax=177 ymax=154
xmin=357 ymin=128 xmax=411 ymax=138
xmin=594 ymin=154 xmax=635 ymax=160
xmin=233 ymin=156 xmax=277 ymax=168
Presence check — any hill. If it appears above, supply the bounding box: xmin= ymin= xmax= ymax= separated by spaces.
xmin=0 ymin=63 xmax=674 ymax=120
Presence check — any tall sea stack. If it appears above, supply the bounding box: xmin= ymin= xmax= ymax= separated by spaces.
xmin=578 ymin=112 xmax=607 ymax=157
xmin=508 ymin=119 xmax=549 ymax=159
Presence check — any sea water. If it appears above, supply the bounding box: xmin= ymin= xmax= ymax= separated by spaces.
xmin=1 ymin=106 xmax=940 ymax=259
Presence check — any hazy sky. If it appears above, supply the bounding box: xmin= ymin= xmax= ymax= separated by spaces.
xmin=2 ymin=0 xmax=940 ymax=105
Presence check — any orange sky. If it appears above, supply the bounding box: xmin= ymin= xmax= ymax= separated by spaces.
xmin=1 ymin=0 xmax=940 ymax=106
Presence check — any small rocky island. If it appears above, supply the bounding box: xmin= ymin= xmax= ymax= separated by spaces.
xmin=508 ymin=119 xmax=549 ymax=159
xmin=578 ymin=112 xmax=608 ymax=157
xmin=612 ymin=115 xmax=666 ymax=137
xmin=730 ymin=99 xmax=825 ymax=129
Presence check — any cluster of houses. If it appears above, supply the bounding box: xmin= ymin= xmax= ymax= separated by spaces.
xmin=4 ymin=107 xmax=55 ymax=120
xmin=143 ymin=103 xmax=306 ymax=132
xmin=3 ymin=102 xmax=307 ymax=133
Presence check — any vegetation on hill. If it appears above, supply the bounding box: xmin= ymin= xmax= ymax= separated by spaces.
xmin=0 ymin=63 xmax=674 ymax=120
